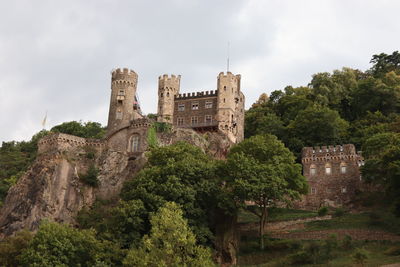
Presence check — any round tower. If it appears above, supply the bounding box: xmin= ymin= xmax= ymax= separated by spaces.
xmin=216 ymin=71 xmax=242 ymax=141
xmin=157 ymin=74 xmax=181 ymax=123
xmin=107 ymin=68 xmax=138 ymax=135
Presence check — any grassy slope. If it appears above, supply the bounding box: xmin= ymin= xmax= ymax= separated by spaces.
xmin=238 ymin=207 xmax=318 ymax=224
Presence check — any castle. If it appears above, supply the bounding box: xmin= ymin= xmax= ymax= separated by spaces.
xmin=106 ymin=68 xmax=244 ymax=154
xmin=299 ymin=144 xmax=364 ymax=209
xmin=39 ymin=68 xmax=244 ymax=156
xmin=37 ymin=67 xmax=365 ymax=210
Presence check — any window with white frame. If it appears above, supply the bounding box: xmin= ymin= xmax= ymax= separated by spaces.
xmin=178 ymin=103 xmax=185 ymax=111
xmin=205 ymin=101 xmax=213 ymax=109
xmin=191 ymin=116 xmax=198 ymax=125
xmin=340 ymin=162 xmax=347 ymax=174
xmin=310 ymin=165 xmax=316 ymax=176
xmin=325 ymin=163 xmax=332 ymax=175
xmin=341 ymin=187 xmax=347 ymax=193
xmin=311 ymin=187 xmax=316 ymax=194
xmin=128 ymin=135 xmax=140 ymax=152
xmin=177 ymin=117 xmax=184 ymax=126
xmin=116 ymin=109 xmax=123 ymax=120
xmin=205 ymin=115 xmax=212 ymax=124
xmin=192 ymin=102 xmax=199 ymax=110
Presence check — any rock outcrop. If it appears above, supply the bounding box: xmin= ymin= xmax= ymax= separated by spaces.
xmin=0 ymin=128 xmax=232 ymax=238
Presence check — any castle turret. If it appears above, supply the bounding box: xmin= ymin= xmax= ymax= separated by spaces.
xmin=216 ymin=71 xmax=243 ymax=142
xmin=107 ymin=68 xmax=138 ymax=135
xmin=157 ymin=74 xmax=181 ymax=123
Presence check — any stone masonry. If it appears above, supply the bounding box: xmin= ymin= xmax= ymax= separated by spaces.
xmin=298 ymin=144 xmax=364 ymax=209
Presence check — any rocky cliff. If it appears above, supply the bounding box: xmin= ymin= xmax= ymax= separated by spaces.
xmin=0 ymin=128 xmax=232 ymax=238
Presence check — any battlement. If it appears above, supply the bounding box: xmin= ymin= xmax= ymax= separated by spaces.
xmin=111 ymin=68 xmax=137 ymax=82
xmin=130 ymin=118 xmax=153 ymax=129
xmin=38 ymin=133 xmax=106 ymax=154
xmin=218 ymin=72 xmax=241 ymax=80
xmin=175 ymin=90 xmax=218 ymax=99
xmin=301 ymin=144 xmax=362 ymax=163
xmin=158 ymin=74 xmax=181 ymax=81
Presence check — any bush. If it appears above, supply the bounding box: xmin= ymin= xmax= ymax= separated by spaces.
xmin=342 ymin=234 xmax=353 ymax=250
xmin=385 ymin=245 xmax=400 ymax=256
xmin=80 ymin=164 xmax=99 ymax=187
xmin=288 ymin=250 xmax=312 ymax=265
xmin=334 ymin=207 xmax=345 ymax=217
xmin=318 ymin=206 xmax=329 ymax=216
xmin=368 ymin=212 xmax=382 ymax=226
xmin=352 ymin=248 xmax=369 ymax=266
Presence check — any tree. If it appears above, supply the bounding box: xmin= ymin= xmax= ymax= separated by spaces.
xmin=287 ymin=105 xmax=349 ymax=147
xmin=361 ymin=132 xmax=400 ymax=215
xmin=123 ymin=202 xmax=215 ymax=267
xmin=51 ymin=121 xmax=105 ymax=139
xmin=0 ymin=229 xmax=33 ymax=267
xmin=222 ymin=135 xmax=308 ymax=249
xmin=120 ymin=142 xmax=219 ymax=245
xmin=369 ymin=51 xmax=400 ymax=77
xmin=20 ymin=221 xmax=105 ymax=267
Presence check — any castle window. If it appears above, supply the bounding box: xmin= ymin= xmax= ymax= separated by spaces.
xmin=325 ymin=163 xmax=332 ymax=175
xmin=167 ymin=92 xmax=170 ymax=97
xmin=340 ymin=162 xmax=347 ymax=174
xmin=116 ymin=109 xmax=123 ymax=120
xmin=178 ymin=103 xmax=185 ymax=111
xmin=191 ymin=116 xmax=198 ymax=125
xmin=224 ymin=86 xmax=226 ymax=91
xmin=161 ymin=93 xmax=164 ymax=97
xmin=311 ymin=188 xmax=316 ymax=194
xmin=341 ymin=187 xmax=347 ymax=193
xmin=340 ymin=146 xmax=344 ymax=152
xmin=223 ymin=98 xmax=226 ymax=103
xmin=177 ymin=117 xmax=184 ymax=126
xmin=205 ymin=101 xmax=213 ymax=109
xmin=128 ymin=135 xmax=140 ymax=152
xmin=205 ymin=115 xmax=212 ymax=124
xmin=310 ymin=164 xmax=316 ymax=176
xmin=192 ymin=102 xmax=199 ymax=110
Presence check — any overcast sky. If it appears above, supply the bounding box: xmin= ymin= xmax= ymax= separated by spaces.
xmin=0 ymin=0 xmax=399 ymax=143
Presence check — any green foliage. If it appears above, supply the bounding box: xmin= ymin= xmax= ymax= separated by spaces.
xmin=318 ymin=206 xmax=329 ymax=216
xmin=51 ymin=121 xmax=105 ymax=139
xmin=342 ymin=235 xmax=353 ymax=250
xmin=334 ymin=208 xmax=345 ymax=217
xmin=77 ymin=199 xmax=147 ymax=249
xmin=222 ymin=135 xmax=308 ymax=249
xmin=121 ymin=142 xmax=220 ymax=245
xmin=385 ymin=245 xmax=400 ymax=256
xmin=0 ymin=130 xmax=49 ymax=202
xmin=20 ymin=221 xmax=108 ymax=267
xmin=123 ymin=202 xmax=215 ymax=267
xmin=352 ymin=248 xmax=369 ymax=266
xmin=0 ymin=229 xmax=33 ymax=267
xmin=152 ymin=121 xmax=172 ymax=133
xmin=79 ymin=164 xmax=99 ymax=187
xmin=146 ymin=125 xmax=158 ymax=148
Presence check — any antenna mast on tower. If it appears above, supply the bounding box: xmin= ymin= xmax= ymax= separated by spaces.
xmin=227 ymin=42 xmax=230 ymax=72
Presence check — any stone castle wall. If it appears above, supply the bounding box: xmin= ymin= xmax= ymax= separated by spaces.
xmin=298 ymin=144 xmax=364 ymax=209
xmin=38 ymin=133 xmax=106 ymax=154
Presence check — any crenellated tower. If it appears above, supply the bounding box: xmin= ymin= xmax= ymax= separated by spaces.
xmin=157 ymin=74 xmax=181 ymax=123
xmin=216 ymin=71 xmax=244 ymax=143
xmin=107 ymin=68 xmax=138 ymax=135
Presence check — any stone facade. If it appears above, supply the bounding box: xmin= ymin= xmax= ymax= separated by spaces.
xmin=299 ymin=144 xmax=364 ymax=209
xmin=157 ymin=71 xmax=245 ymax=144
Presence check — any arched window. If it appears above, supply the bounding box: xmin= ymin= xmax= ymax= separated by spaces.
xmin=340 ymin=162 xmax=347 ymax=174
xmin=325 ymin=163 xmax=332 ymax=175
xmin=310 ymin=164 xmax=316 ymax=176
xmin=128 ymin=135 xmax=140 ymax=152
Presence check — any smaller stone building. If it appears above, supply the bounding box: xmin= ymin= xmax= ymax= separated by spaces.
xmin=299 ymin=144 xmax=364 ymax=209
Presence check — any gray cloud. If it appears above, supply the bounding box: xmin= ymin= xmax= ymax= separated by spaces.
xmin=0 ymin=0 xmax=399 ymax=143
